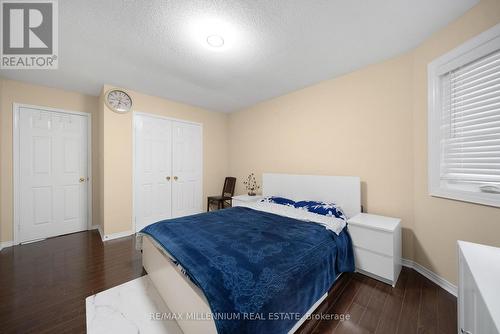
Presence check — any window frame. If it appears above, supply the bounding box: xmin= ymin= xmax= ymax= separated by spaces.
xmin=428 ymin=23 xmax=500 ymax=208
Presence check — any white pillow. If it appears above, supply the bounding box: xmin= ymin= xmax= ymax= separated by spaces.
xmin=250 ymin=201 xmax=346 ymax=235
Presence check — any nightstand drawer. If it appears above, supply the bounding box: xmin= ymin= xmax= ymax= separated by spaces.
xmin=353 ymin=246 xmax=394 ymax=281
xmin=348 ymin=224 xmax=393 ymax=257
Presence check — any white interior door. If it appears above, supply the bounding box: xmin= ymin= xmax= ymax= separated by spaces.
xmin=172 ymin=121 xmax=202 ymax=218
xmin=134 ymin=114 xmax=173 ymax=232
xmin=18 ymin=107 xmax=89 ymax=243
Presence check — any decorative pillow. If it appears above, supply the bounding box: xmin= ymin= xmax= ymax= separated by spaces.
xmin=294 ymin=200 xmax=346 ymax=221
xmin=260 ymin=196 xmax=296 ymax=207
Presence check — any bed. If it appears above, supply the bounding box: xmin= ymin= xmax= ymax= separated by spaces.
xmin=138 ymin=173 xmax=361 ymax=334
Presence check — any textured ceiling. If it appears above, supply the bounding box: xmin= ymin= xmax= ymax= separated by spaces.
xmin=0 ymin=0 xmax=479 ymax=112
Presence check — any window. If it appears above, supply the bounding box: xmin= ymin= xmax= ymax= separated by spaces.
xmin=428 ymin=23 xmax=500 ymax=207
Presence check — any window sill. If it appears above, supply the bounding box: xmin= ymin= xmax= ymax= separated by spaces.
xmin=429 ymin=187 xmax=500 ymax=208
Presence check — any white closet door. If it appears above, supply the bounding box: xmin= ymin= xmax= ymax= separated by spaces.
xmin=172 ymin=121 xmax=202 ymax=218
xmin=134 ymin=115 xmax=173 ymax=232
xmin=19 ymin=107 xmax=88 ymax=243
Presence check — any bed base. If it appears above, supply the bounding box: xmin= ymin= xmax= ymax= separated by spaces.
xmin=142 ymin=236 xmax=217 ymax=334
xmin=142 ymin=236 xmax=337 ymax=334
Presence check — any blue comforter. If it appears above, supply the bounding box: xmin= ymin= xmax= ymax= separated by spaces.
xmin=140 ymin=206 xmax=354 ymax=334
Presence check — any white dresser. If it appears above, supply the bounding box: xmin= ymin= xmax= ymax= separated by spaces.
xmin=347 ymin=213 xmax=402 ymax=287
xmin=232 ymin=195 xmax=263 ymax=208
xmin=458 ymin=241 xmax=500 ymax=334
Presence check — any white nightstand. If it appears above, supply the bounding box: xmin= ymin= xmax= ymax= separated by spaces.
xmin=232 ymin=195 xmax=264 ymax=208
xmin=348 ymin=213 xmax=402 ymax=287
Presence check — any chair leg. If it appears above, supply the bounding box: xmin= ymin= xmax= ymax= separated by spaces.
xmin=207 ymin=199 xmax=210 ymax=212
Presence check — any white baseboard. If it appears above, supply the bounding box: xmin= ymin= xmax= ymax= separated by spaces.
xmin=99 ymin=228 xmax=134 ymax=242
xmin=1 ymin=234 xmax=457 ymax=298
xmin=402 ymin=258 xmax=457 ymax=296
xmin=0 ymin=240 xmax=14 ymax=251
xmin=1 ymin=227 xmax=134 ymax=249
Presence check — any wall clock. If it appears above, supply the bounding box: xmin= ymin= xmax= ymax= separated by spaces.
xmin=105 ymin=89 xmax=133 ymax=114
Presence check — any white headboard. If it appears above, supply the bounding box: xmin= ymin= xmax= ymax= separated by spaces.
xmin=262 ymin=173 xmax=361 ymax=218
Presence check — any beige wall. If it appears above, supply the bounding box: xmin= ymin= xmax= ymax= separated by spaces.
xmin=228 ymin=54 xmax=416 ymax=260
xmin=228 ymin=0 xmax=500 ymax=284
xmin=99 ymin=85 xmax=229 ymax=236
xmin=1 ymin=0 xmax=499 ymax=285
xmin=0 ymin=79 xmax=99 ymax=242
xmin=0 ymin=80 xmax=228 ymax=241
xmin=0 ymin=79 xmax=3 ymax=244
xmin=411 ymin=0 xmax=500 ymax=284
xmin=0 ymin=79 xmax=227 ymax=240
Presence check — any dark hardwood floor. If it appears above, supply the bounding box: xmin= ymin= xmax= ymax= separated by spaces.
xmin=296 ymin=263 xmax=457 ymax=334
xmin=0 ymin=230 xmax=144 ymax=334
xmin=0 ymin=230 xmax=457 ymax=334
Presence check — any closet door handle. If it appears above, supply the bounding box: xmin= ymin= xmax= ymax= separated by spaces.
xmin=166 ymin=176 xmax=171 ymax=181
xmin=173 ymin=176 xmax=178 ymax=181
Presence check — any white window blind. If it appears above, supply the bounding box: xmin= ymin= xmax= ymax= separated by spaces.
xmin=440 ymin=49 xmax=500 ymax=184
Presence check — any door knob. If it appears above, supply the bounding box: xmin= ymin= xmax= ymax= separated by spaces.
xmin=166 ymin=176 xmax=171 ymax=181
xmin=174 ymin=176 xmax=178 ymax=181
xmin=79 ymin=177 xmax=86 ymax=183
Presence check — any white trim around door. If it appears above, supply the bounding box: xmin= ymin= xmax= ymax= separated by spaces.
xmin=13 ymin=103 xmax=93 ymax=245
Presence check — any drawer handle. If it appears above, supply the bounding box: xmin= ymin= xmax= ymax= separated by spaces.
xmin=460 ymin=328 xmax=472 ymax=334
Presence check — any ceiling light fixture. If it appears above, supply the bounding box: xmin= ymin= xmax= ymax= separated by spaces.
xmin=206 ymin=35 xmax=224 ymax=48
xmin=187 ymin=17 xmax=238 ymax=52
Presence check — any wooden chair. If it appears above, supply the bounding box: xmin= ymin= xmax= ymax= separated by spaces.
xmin=207 ymin=177 xmax=237 ymax=211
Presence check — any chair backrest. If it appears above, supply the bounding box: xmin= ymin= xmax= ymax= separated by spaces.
xmin=222 ymin=177 xmax=236 ymax=197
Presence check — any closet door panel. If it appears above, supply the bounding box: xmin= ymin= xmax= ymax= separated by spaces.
xmin=134 ymin=115 xmax=172 ymax=232
xmin=171 ymin=121 xmax=202 ymax=218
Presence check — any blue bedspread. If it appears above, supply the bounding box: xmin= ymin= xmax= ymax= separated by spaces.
xmin=140 ymin=206 xmax=354 ymax=334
